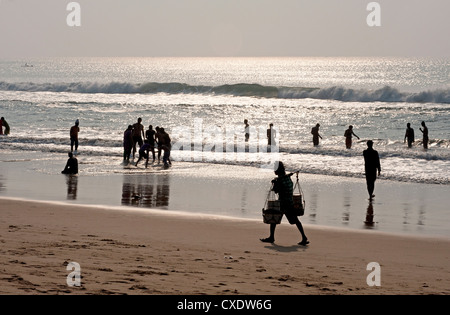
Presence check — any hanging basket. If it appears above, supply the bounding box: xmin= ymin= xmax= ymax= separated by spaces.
xmin=262 ymin=185 xmax=283 ymax=224
xmin=293 ymin=173 xmax=306 ymax=216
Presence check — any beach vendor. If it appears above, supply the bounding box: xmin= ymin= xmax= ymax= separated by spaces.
xmin=260 ymin=162 xmax=309 ymax=246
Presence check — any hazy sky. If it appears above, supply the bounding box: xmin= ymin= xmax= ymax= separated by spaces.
xmin=0 ymin=0 xmax=449 ymax=58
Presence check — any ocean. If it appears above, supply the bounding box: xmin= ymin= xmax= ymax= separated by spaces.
xmin=0 ymin=57 xmax=449 ymax=237
xmin=0 ymin=57 xmax=449 ymax=183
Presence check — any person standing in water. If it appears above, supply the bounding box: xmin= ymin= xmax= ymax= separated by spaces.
xmin=244 ymin=119 xmax=250 ymax=142
xmin=70 ymin=119 xmax=80 ymax=153
xmin=123 ymin=125 xmax=133 ymax=164
xmin=132 ymin=117 xmax=145 ymax=159
xmin=267 ymin=123 xmax=276 ymax=147
xmin=311 ymin=123 xmax=323 ymax=146
xmin=0 ymin=117 xmax=9 ymax=135
xmin=419 ymin=121 xmax=429 ymax=150
xmin=145 ymin=125 xmax=156 ymax=164
xmin=404 ymin=123 xmax=415 ymax=148
xmin=363 ymin=140 xmax=381 ymax=201
xmin=260 ymin=162 xmax=309 ymax=246
xmin=344 ymin=125 xmax=360 ymax=149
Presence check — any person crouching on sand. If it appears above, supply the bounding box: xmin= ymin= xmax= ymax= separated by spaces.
xmin=260 ymin=162 xmax=309 ymax=246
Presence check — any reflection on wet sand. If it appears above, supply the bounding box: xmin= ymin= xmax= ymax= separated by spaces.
xmin=65 ymin=175 xmax=78 ymax=200
xmin=364 ymin=201 xmax=375 ymax=228
xmin=0 ymin=175 xmax=4 ymax=193
xmin=121 ymin=174 xmax=170 ymax=209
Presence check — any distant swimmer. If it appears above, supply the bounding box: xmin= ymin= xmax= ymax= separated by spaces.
xmin=419 ymin=121 xmax=429 ymax=150
xmin=363 ymin=140 xmax=381 ymax=201
xmin=61 ymin=152 xmax=79 ymax=175
xmin=344 ymin=125 xmax=360 ymax=149
xmin=132 ymin=118 xmax=145 ymax=159
xmin=0 ymin=117 xmax=10 ymax=135
xmin=311 ymin=123 xmax=323 ymax=146
xmin=404 ymin=123 xmax=415 ymax=148
xmin=70 ymin=119 xmax=80 ymax=153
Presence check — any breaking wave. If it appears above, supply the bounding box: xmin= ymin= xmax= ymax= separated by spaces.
xmin=1 ymin=81 xmax=449 ymax=104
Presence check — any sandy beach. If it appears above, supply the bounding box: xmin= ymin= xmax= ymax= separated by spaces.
xmin=1 ymin=197 xmax=449 ymax=295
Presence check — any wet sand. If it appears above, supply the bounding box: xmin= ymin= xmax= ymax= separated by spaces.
xmin=1 ymin=153 xmax=449 ymax=238
xmin=0 ymin=197 xmax=449 ymax=295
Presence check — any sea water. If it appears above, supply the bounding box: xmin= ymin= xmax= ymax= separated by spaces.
xmin=0 ymin=57 xmax=449 ymax=236
xmin=0 ymin=57 xmax=448 ymax=183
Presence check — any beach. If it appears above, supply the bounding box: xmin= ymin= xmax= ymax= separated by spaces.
xmin=1 ymin=56 xmax=449 ymax=296
xmin=1 ymin=197 xmax=449 ymax=295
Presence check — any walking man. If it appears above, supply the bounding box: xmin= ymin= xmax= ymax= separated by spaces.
xmin=363 ymin=140 xmax=381 ymax=201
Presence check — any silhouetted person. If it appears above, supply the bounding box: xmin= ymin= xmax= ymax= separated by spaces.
xmin=267 ymin=123 xmax=276 ymax=147
xmin=344 ymin=125 xmax=359 ymax=149
xmin=62 ymin=152 xmax=78 ymax=175
xmin=132 ymin=117 xmax=145 ymax=159
xmin=311 ymin=123 xmax=322 ymax=146
xmin=123 ymin=125 xmax=133 ymax=164
xmin=145 ymin=125 xmax=156 ymax=163
xmin=244 ymin=119 xmax=250 ymax=142
xmin=363 ymin=140 xmax=381 ymax=201
xmin=260 ymin=162 xmax=309 ymax=246
xmin=70 ymin=119 xmax=80 ymax=153
xmin=155 ymin=126 xmax=164 ymax=163
xmin=419 ymin=121 xmax=429 ymax=150
xmin=135 ymin=140 xmax=152 ymax=168
xmin=0 ymin=117 xmax=9 ymax=135
xmin=404 ymin=123 xmax=415 ymax=148
xmin=161 ymin=128 xmax=172 ymax=167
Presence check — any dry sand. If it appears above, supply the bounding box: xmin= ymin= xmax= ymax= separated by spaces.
xmin=0 ymin=197 xmax=449 ymax=295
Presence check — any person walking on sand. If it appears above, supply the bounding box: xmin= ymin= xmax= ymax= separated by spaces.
xmin=419 ymin=121 xmax=429 ymax=150
xmin=61 ymin=152 xmax=78 ymax=175
xmin=260 ymin=162 xmax=309 ymax=246
xmin=311 ymin=123 xmax=323 ymax=146
xmin=132 ymin=117 xmax=145 ymax=159
xmin=344 ymin=125 xmax=359 ymax=149
xmin=404 ymin=123 xmax=415 ymax=148
xmin=70 ymin=119 xmax=80 ymax=153
xmin=363 ymin=140 xmax=381 ymax=201
xmin=1 ymin=117 xmax=10 ymax=136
